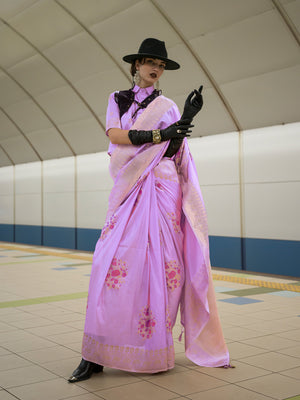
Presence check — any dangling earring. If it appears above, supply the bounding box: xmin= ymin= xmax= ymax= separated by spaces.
xmin=133 ymin=70 xmax=141 ymax=86
xmin=155 ymin=80 xmax=160 ymax=91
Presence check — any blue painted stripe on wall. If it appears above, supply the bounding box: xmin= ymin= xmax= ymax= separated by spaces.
xmin=77 ymin=227 xmax=101 ymax=252
xmin=244 ymin=237 xmax=300 ymax=278
xmin=15 ymin=225 xmax=42 ymax=245
xmin=43 ymin=226 xmax=76 ymax=249
xmin=0 ymin=224 xmax=14 ymax=242
xmin=1 ymin=224 xmax=299 ymax=277
xmin=209 ymin=236 xmax=242 ymax=270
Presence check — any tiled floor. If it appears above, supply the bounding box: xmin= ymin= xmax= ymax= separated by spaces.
xmin=0 ymin=242 xmax=299 ymax=400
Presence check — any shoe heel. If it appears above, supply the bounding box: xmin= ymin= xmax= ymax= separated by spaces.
xmin=93 ymin=364 xmax=103 ymax=373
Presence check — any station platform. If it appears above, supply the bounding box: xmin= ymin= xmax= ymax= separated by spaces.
xmin=0 ymin=242 xmax=299 ymax=400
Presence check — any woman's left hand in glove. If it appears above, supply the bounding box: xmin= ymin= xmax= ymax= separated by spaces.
xmin=181 ymin=85 xmax=203 ymax=123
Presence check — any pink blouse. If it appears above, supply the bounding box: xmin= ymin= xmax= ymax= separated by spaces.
xmin=106 ymin=84 xmax=181 ymax=155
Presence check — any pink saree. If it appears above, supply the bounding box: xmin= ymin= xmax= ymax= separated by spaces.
xmin=82 ymin=96 xmax=230 ymax=372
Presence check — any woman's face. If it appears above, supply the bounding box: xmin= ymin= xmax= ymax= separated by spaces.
xmin=135 ymin=58 xmax=166 ymax=88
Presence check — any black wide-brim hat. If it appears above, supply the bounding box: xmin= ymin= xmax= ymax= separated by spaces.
xmin=123 ymin=38 xmax=180 ymax=70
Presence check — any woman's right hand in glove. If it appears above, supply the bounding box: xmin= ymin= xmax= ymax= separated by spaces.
xmin=128 ymin=120 xmax=193 ymax=145
xmin=160 ymin=120 xmax=193 ymax=141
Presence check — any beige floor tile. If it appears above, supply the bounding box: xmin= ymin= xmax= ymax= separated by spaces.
xmin=243 ymin=319 xmax=296 ymax=334
xmin=223 ymin=326 xmax=265 ymax=341
xmin=277 ymin=329 xmax=300 ymax=341
xmin=65 ymin=320 xmax=85 ymax=330
xmin=0 ymin=330 xmax=36 ymax=343
xmin=0 ymin=322 xmax=17 ymax=333
xmin=146 ymin=369 xmax=226 ymax=395
xmin=278 ymin=345 xmax=300 ymax=358
xmin=20 ymin=345 xmax=79 ymax=364
xmin=42 ymin=356 xmax=81 ymax=378
xmin=174 ymin=352 xmax=199 ymax=369
xmin=2 ymin=336 xmax=57 ymax=353
xmin=63 ymin=341 xmax=82 ymax=353
xmin=195 ymin=360 xmax=271 ymax=383
xmin=248 ymin=310 xmax=290 ymax=321
xmin=76 ymin=368 xmax=142 ymax=392
xmin=18 ymin=306 xmax=64 ymax=318
xmin=243 ymin=334 xmax=299 ymax=351
xmin=54 ymin=300 xmax=87 ymax=314
xmin=26 ymin=323 xmax=78 ymax=337
xmin=243 ymin=351 xmax=300 ymax=372
xmin=280 ymin=366 xmax=300 ymax=380
xmin=132 ymin=364 xmax=190 ymax=380
xmin=188 ymin=384 xmax=274 ymax=400
xmin=227 ymin=342 xmax=268 ymax=359
xmin=173 ymin=340 xmax=185 ymax=353
xmin=47 ymin=313 xmax=84 ymax=323
xmin=46 ymin=331 xmax=84 ymax=345
xmin=0 ymin=364 xmax=57 ymax=388
xmin=222 ymin=314 xmax=261 ymax=327
xmin=0 ymin=390 xmax=21 ymax=400
xmin=95 ymin=380 xmax=180 ymax=400
xmin=0 ymin=354 xmax=33 ymax=371
xmin=279 ymin=316 xmax=300 ymax=328
xmin=276 ymin=307 xmax=300 ymax=316
xmin=8 ymin=316 xmax=54 ymax=329
xmin=237 ymin=372 xmax=300 ymax=399
xmin=8 ymin=377 xmax=88 ymax=400
xmin=0 ymin=347 xmax=11 ymax=356
xmin=63 ymin=394 xmax=105 ymax=400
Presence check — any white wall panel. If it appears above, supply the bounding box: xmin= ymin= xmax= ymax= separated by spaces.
xmin=200 ymin=185 xmax=241 ymax=237
xmin=43 ymin=157 xmax=75 ymax=193
xmin=0 ymin=147 xmax=12 ymax=167
xmin=77 ymin=190 xmax=110 ymax=229
xmin=14 ymin=162 xmax=41 ymax=225
xmin=0 ymin=194 xmax=14 ymax=224
xmin=43 ymin=157 xmax=75 ymax=227
xmin=0 ymin=165 xmax=14 ymax=224
xmin=244 ymin=182 xmax=300 ymax=241
xmin=77 ymin=152 xmax=112 ymax=191
xmin=15 ymin=162 xmax=41 ymax=194
xmin=243 ymin=122 xmax=300 ymax=183
xmin=43 ymin=192 xmax=74 ymax=227
xmin=0 ymin=166 xmax=14 ymax=195
xmin=15 ymin=193 xmax=41 ymax=225
xmin=189 ymin=133 xmax=239 ymax=185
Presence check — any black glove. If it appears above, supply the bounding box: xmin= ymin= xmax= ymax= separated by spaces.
xmin=128 ymin=120 xmax=193 ymax=145
xmin=181 ymin=85 xmax=203 ymax=123
xmin=164 ymin=138 xmax=183 ymax=158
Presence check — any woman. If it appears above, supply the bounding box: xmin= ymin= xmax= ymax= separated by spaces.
xmin=68 ymin=38 xmax=230 ymax=383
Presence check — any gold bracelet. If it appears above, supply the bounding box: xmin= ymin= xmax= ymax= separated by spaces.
xmin=152 ymin=129 xmax=161 ymax=144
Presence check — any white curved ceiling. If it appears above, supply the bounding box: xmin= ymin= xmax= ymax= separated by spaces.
xmin=0 ymin=0 xmax=299 ymax=166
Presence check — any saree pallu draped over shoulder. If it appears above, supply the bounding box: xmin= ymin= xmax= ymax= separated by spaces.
xmin=82 ymin=96 xmax=230 ymax=373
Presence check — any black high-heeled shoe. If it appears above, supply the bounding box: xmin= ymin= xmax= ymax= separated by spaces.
xmin=68 ymin=358 xmax=103 ymax=383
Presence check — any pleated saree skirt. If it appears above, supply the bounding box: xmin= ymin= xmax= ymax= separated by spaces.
xmin=82 ymin=158 xmax=185 ymax=373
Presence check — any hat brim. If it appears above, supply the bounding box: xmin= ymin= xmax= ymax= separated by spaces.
xmin=123 ymin=53 xmax=180 ymax=70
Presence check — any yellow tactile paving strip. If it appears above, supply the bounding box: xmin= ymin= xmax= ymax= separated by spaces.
xmin=0 ymin=244 xmax=93 ymax=262
xmin=1 ymin=243 xmax=299 ymax=293
xmin=212 ymin=273 xmax=300 ymax=293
